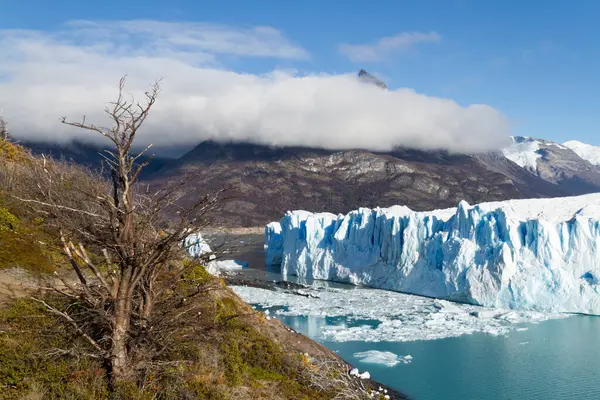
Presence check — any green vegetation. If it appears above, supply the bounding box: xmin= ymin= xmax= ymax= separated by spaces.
xmin=0 ymin=140 xmax=29 ymax=163
xmin=0 ymin=274 xmax=364 ymax=399
xmin=0 ymin=140 xmax=65 ymax=272
xmin=0 ymin=298 xmax=109 ymax=399
xmin=0 ymin=206 xmax=18 ymax=232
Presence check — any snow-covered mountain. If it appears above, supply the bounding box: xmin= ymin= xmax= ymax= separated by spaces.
xmin=266 ymin=193 xmax=600 ymax=315
xmin=501 ymin=136 xmax=600 ymax=193
xmin=563 ymin=140 xmax=600 ymax=166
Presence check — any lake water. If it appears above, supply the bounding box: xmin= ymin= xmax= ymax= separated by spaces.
xmin=276 ymin=313 xmax=600 ymax=400
xmin=230 ymin=263 xmax=600 ymax=399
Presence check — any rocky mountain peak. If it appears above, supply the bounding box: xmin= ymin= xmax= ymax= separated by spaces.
xmin=358 ymin=69 xmax=387 ymax=89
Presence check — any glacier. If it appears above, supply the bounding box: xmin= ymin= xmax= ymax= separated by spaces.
xmin=265 ymin=193 xmax=600 ymax=314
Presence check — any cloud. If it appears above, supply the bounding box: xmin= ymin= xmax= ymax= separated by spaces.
xmin=65 ymin=19 xmax=311 ymax=60
xmin=339 ymin=31 xmax=441 ymax=62
xmin=0 ymin=21 xmax=510 ymax=154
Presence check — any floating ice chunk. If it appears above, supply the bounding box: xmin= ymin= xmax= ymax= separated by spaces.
xmin=354 ymin=350 xmax=412 ymax=367
xmin=433 ymin=300 xmax=463 ymax=314
xmin=470 ymin=309 xmax=502 ymax=318
xmin=205 ymin=259 xmax=248 ymax=276
xmin=232 ymin=285 xmax=568 ymax=342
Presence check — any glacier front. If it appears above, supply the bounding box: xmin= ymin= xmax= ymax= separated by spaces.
xmin=265 ymin=193 xmax=600 ymax=314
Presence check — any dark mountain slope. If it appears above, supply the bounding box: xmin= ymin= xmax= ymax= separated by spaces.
xmin=21 ymin=140 xmax=176 ymax=178
xmin=146 ymin=141 xmax=571 ymax=227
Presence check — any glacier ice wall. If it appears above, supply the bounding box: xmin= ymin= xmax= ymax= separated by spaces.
xmin=265 ymin=194 xmax=600 ymax=314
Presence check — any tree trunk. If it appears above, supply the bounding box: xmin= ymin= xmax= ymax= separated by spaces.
xmin=109 ymin=295 xmax=132 ymax=388
xmin=139 ymin=279 xmax=153 ymax=329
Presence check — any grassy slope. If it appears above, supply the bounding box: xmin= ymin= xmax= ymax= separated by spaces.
xmin=0 ymin=140 xmax=66 ymax=274
xmin=0 ymin=142 xmax=393 ymax=399
xmin=0 ymin=269 xmax=382 ymax=399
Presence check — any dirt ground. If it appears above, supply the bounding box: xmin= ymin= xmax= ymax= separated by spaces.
xmin=0 ymin=268 xmax=42 ymax=303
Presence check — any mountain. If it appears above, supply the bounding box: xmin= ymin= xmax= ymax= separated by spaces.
xmin=145 ymin=140 xmax=572 ymax=227
xmin=19 ymin=135 xmax=600 ymax=228
xmin=358 ymin=69 xmax=387 ymax=89
xmin=563 ymin=140 xmax=600 ymax=165
xmin=15 ymin=69 xmax=600 ymax=228
xmin=21 ymin=140 xmax=176 ymax=178
xmin=502 ymin=136 xmax=600 ymax=194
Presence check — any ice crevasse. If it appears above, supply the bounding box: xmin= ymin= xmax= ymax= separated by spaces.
xmin=265 ymin=193 xmax=600 ymax=314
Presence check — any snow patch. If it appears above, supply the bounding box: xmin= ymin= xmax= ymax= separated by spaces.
xmin=501 ymin=136 xmax=542 ymax=171
xmin=349 ymin=368 xmax=370 ymax=379
xmin=563 ymin=140 xmax=600 ymax=166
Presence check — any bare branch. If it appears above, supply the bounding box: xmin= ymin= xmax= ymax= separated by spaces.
xmin=30 ymin=297 xmax=104 ymax=355
xmin=11 ymin=196 xmax=106 ymax=218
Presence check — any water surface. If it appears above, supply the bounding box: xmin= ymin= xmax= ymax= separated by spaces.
xmin=278 ymin=313 xmax=600 ymax=400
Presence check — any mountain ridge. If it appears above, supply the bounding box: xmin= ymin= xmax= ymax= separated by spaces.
xmin=15 ymin=70 xmax=600 ymax=227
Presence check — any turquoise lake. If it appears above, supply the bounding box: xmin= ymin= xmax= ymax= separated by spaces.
xmin=277 ymin=313 xmax=600 ymax=400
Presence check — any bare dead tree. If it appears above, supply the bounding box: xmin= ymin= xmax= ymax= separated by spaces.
xmin=15 ymin=76 xmax=226 ymax=389
xmin=0 ymin=115 xmax=9 ymax=141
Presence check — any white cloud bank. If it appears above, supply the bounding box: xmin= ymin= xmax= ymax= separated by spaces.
xmin=0 ymin=21 xmax=511 ymax=153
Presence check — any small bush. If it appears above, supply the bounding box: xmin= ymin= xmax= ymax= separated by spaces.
xmin=0 ymin=206 xmax=18 ymax=232
xmin=0 ymin=141 xmax=29 ymax=163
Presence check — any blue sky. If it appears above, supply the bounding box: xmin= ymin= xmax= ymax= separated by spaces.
xmin=1 ymin=0 xmax=599 ymax=147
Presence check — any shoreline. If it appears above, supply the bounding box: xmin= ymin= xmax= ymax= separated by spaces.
xmin=223 ymin=271 xmax=410 ymax=400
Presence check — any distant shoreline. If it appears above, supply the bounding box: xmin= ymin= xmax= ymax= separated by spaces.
xmin=204 ymin=226 xmax=264 ymax=234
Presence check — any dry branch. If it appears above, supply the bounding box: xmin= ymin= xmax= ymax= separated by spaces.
xmin=9 ymin=76 xmax=225 ymax=390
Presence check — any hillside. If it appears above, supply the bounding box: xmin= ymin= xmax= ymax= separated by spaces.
xmin=0 ymin=267 xmax=403 ymax=399
xmin=0 ymin=139 xmax=402 ymax=399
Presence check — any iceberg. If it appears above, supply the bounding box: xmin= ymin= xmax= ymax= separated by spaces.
xmin=265 ymin=221 xmax=284 ymax=266
xmin=353 ymin=351 xmax=411 ymax=367
xmin=265 ymin=193 xmax=600 ymax=314
xmin=183 ymin=232 xmax=212 ymax=257
xmin=205 ymin=259 xmax=248 ymax=276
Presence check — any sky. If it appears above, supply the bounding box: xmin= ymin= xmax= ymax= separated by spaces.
xmin=0 ymin=0 xmax=599 ymax=153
